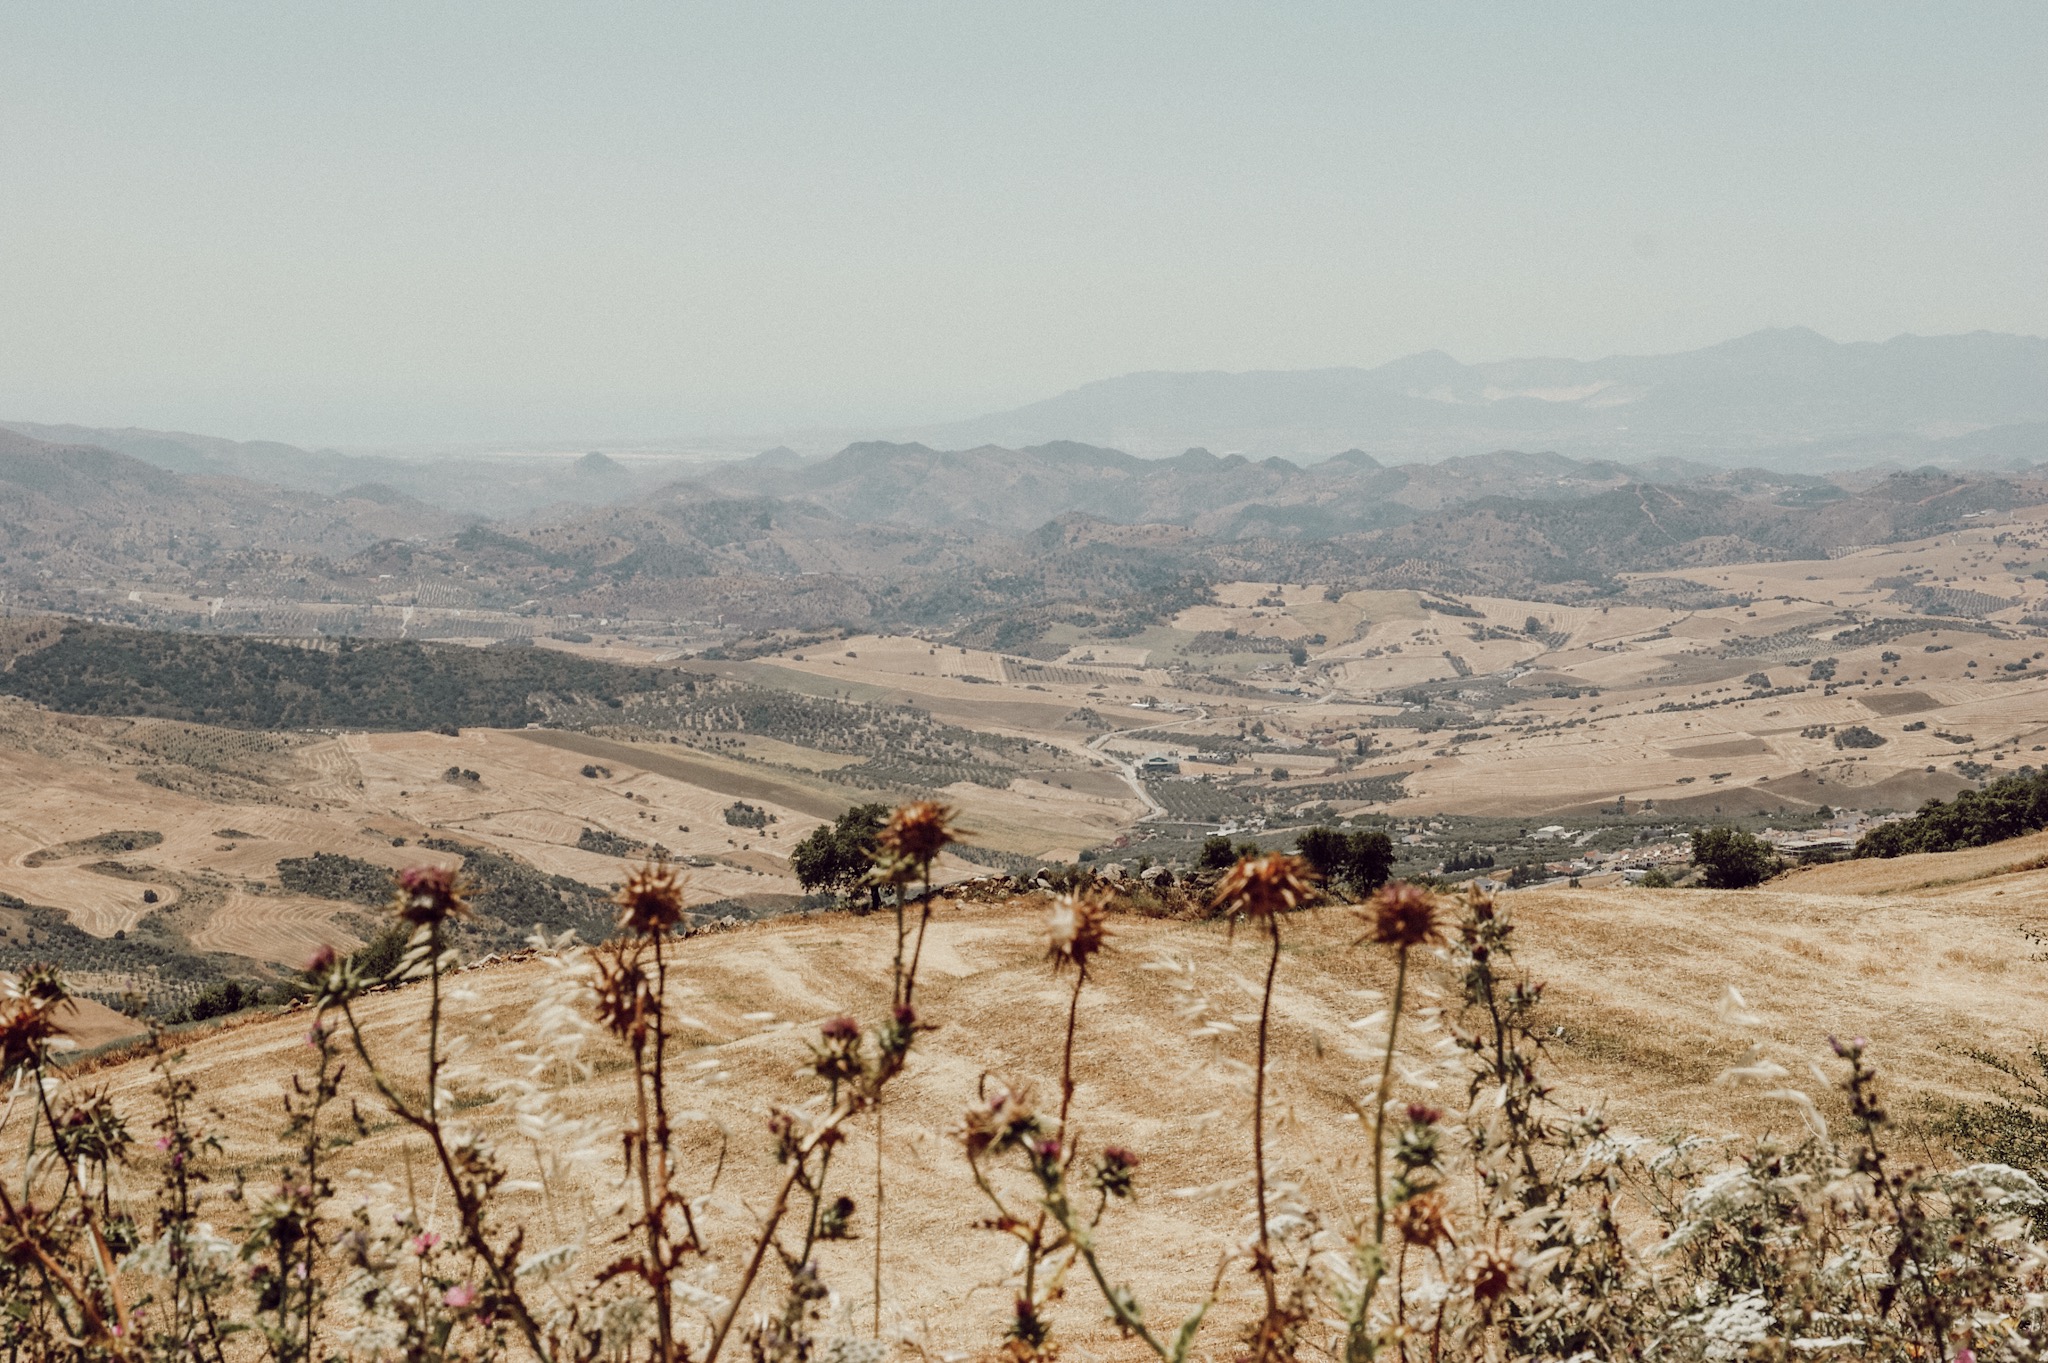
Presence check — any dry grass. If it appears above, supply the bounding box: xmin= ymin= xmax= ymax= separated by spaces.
xmin=64 ymin=844 xmax=2048 ymax=1352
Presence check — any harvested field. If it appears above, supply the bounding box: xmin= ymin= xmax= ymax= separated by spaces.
xmin=56 ymin=837 xmax=2048 ymax=1352
xmin=185 ymin=888 xmax=365 ymax=965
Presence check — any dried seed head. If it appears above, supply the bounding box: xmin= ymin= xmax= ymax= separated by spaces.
xmin=590 ymin=941 xmax=657 ymax=1046
xmin=394 ymin=864 xmax=468 ymax=927
xmin=615 ymin=860 xmax=686 ymax=936
xmin=877 ymin=801 xmax=961 ymax=866
xmin=1045 ymin=890 xmax=1112 ymax=972
xmin=1210 ymin=852 xmax=1318 ymax=921
xmin=956 ymin=1078 xmax=1040 ymax=1158
xmin=1095 ymin=1144 xmax=1139 ymax=1199
xmin=1363 ymin=880 xmax=1445 ymax=949
xmin=1392 ymin=1189 xmax=1453 ymax=1248
xmin=0 ymin=1001 xmax=57 ymax=1077
xmin=1466 ymin=1247 xmax=1517 ymax=1310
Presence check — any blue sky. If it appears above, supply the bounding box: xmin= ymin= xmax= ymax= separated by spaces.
xmin=1 ymin=2 xmax=2042 ymax=445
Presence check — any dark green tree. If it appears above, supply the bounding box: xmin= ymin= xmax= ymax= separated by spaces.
xmin=1293 ymin=826 xmax=1396 ymax=897
xmin=790 ymin=803 xmax=890 ymax=911
xmin=1691 ymin=825 xmax=1779 ymax=889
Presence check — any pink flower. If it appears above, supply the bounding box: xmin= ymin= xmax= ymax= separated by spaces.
xmin=444 ymin=1283 xmax=477 ymax=1310
xmin=410 ymin=1231 xmax=440 ymax=1256
xmin=304 ymin=945 xmax=337 ymax=974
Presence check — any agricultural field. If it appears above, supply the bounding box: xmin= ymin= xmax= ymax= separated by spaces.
xmin=11 ymin=509 xmax=2048 ymax=1005
xmin=717 ymin=514 xmax=2048 ymax=824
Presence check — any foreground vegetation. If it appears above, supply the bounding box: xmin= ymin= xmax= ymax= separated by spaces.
xmin=0 ymin=802 xmax=2043 ymax=1360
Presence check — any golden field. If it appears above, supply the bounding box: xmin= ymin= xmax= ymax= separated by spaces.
xmin=51 ymin=835 xmax=2048 ymax=1354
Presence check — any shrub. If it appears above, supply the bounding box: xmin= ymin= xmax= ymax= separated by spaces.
xmin=1294 ymin=825 xmax=1396 ymax=896
xmin=1196 ymin=833 xmax=1237 ymax=871
xmin=1834 ymin=724 xmax=1887 ymax=749
xmin=1691 ymin=824 xmax=1780 ymax=888
xmin=174 ymin=978 xmax=250 ymax=1023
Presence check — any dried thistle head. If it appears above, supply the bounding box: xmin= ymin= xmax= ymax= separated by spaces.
xmin=1466 ymin=1247 xmax=1517 ymax=1313
xmin=1392 ymin=1189 xmax=1453 ymax=1248
xmin=877 ymin=801 xmax=960 ymax=866
xmin=811 ymin=1015 xmax=863 ymax=1084
xmin=1094 ymin=1144 xmax=1139 ymax=1200
xmin=956 ymin=1078 xmax=1041 ymax=1159
xmin=1045 ymin=889 xmax=1112 ymax=973
xmin=14 ymin=963 xmax=66 ymax=1012
xmin=1362 ymin=880 xmax=1445 ymax=949
xmin=590 ymin=941 xmax=657 ymax=1046
xmin=0 ymin=1000 xmax=57 ymax=1077
xmin=615 ymin=860 xmax=686 ymax=937
xmin=1210 ymin=852 xmax=1318 ymax=921
xmin=394 ymin=864 xmax=468 ymax=927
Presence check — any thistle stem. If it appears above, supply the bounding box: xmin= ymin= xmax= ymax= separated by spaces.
xmin=1251 ymin=911 xmax=1282 ymax=1335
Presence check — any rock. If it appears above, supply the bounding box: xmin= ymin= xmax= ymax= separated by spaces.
xmin=1140 ymin=865 xmax=1173 ymax=886
xmin=1099 ymin=863 xmax=1126 ymax=882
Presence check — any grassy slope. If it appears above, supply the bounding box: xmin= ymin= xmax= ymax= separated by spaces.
xmin=57 ymin=838 xmax=2048 ymax=1353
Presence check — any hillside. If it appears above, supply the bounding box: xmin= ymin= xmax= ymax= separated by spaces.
xmin=59 ymin=845 xmax=2048 ymax=1350
xmin=0 ymin=620 xmax=688 ymax=730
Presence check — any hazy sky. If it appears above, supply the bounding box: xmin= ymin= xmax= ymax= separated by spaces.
xmin=2 ymin=3 xmax=2043 ymax=447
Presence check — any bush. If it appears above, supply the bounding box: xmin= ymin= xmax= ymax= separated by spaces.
xmin=1638 ymin=866 xmax=1674 ymax=888
xmin=1691 ymin=825 xmax=1780 ymax=888
xmin=1196 ymin=834 xmax=1237 ymax=871
xmin=1294 ymin=825 xmax=1396 ymax=896
xmin=175 ymin=979 xmax=251 ymax=1023
xmin=1834 ymin=724 xmax=1887 ymax=749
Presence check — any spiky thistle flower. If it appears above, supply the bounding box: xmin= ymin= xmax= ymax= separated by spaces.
xmin=1210 ymin=852 xmax=1318 ymax=921
xmin=877 ymin=801 xmax=960 ymax=866
xmin=956 ymin=1079 xmax=1042 ymax=1159
xmin=615 ymin=860 xmax=686 ymax=937
xmin=394 ymin=864 xmax=468 ymax=926
xmin=1392 ymin=1188 xmax=1453 ymax=1248
xmin=1045 ymin=890 xmax=1112 ymax=973
xmin=1362 ymin=880 xmax=1445 ymax=949
xmin=590 ymin=941 xmax=658 ymax=1046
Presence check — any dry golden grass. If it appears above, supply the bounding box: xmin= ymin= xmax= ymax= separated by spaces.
xmin=66 ymin=845 xmax=2048 ymax=1352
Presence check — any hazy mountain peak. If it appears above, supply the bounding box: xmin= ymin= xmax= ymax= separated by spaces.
xmin=573 ymin=451 xmax=627 ymax=478
xmin=895 ymin=328 xmax=2048 ymax=467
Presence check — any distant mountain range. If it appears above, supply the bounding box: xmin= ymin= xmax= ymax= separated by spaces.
xmin=0 ymin=422 xmax=694 ymax=519
xmin=0 ymin=421 xmax=2042 ymax=646
xmin=897 ymin=328 xmax=2048 ymax=467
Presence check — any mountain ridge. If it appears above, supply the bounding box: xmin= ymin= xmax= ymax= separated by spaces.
xmin=899 ymin=328 xmax=2048 ymax=466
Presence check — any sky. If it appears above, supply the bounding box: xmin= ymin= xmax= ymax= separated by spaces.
xmin=1 ymin=2 xmax=2044 ymax=448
